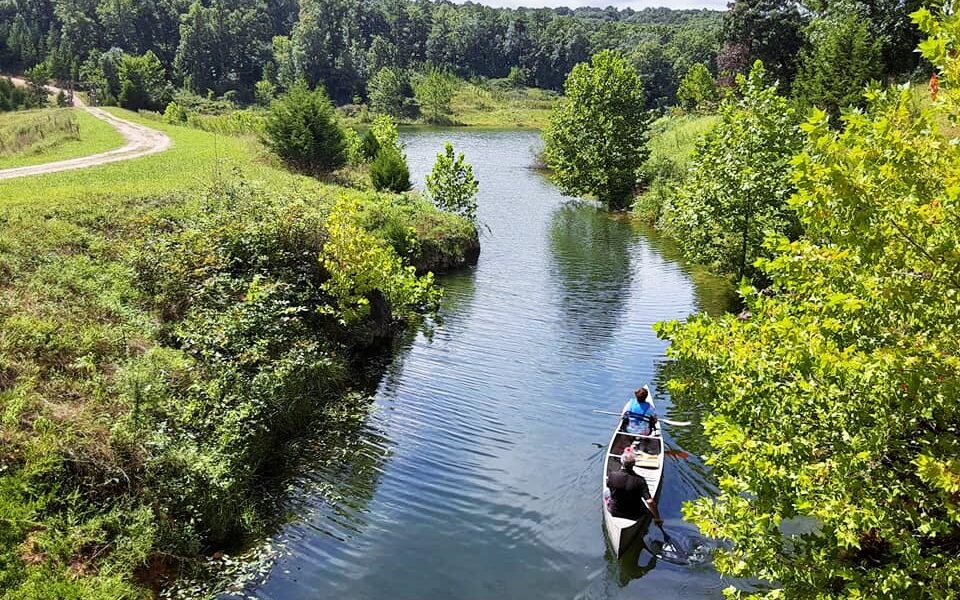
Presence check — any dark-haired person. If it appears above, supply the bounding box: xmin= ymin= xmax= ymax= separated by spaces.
xmin=621 ymin=386 xmax=657 ymax=436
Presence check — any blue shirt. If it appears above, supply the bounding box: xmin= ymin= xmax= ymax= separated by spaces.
xmin=624 ymin=398 xmax=653 ymax=434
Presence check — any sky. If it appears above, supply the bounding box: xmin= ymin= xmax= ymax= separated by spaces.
xmin=456 ymin=0 xmax=728 ymax=11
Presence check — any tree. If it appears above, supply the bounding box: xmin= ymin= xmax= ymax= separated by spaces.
xmin=661 ymin=61 xmax=802 ymax=280
xmin=368 ymin=67 xmax=405 ymax=118
xmin=118 ymin=51 xmax=168 ymax=110
xmin=543 ymin=50 xmax=650 ymax=210
xmin=722 ymin=0 xmax=807 ymax=90
xmin=369 ymin=145 xmax=411 ymax=192
xmin=263 ymin=82 xmax=346 ymax=173
xmin=654 ymin=10 xmax=960 ymax=597
xmin=676 ymin=63 xmax=718 ymax=111
xmin=631 ymin=41 xmax=678 ymax=110
xmin=426 ymin=142 xmax=479 ymax=222
xmin=414 ymin=68 xmax=457 ymax=124
xmin=792 ymin=13 xmax=882 ymax=120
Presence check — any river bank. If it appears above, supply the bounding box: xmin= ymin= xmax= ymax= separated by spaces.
xmin=237 ymin=129 xmax=733 ymax=600
xmin=0 ymin=116 xmax=477 ymax=597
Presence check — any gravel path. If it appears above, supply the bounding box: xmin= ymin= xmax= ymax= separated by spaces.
xmin=0 ymin=78 xmax=172 ymax=181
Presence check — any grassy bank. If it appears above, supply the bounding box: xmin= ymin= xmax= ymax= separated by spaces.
xmin=447 ymin=83 xmax=557 ymax=128
xmin=633 ymin=113 xmax=718 ymax=224
xmin=0 ymin=108 xmax=124 ymax=169
xmin=0 ymin=111 xmax=477 ymax=597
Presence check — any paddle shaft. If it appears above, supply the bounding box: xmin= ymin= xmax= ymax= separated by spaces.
xmin=591 ymin=409 xmax=691 ymax=427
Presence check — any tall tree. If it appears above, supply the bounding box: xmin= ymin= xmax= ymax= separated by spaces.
xmin=722 ymin=0 xmax=807 ymax=90
xmin=543 ymin=50 xmax=650 ymax=209
xmin=661 ymin=61 xmax=802 ymax=280
xmin=793 ymin=12 xmax=882 ymax=120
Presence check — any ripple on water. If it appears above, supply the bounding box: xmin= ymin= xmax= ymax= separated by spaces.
xmin=245 ymin=130 xmax=728 ymax=600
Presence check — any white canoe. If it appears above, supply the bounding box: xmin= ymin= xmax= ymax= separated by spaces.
xmin=601 ymin=384 xmax=665 ymax=557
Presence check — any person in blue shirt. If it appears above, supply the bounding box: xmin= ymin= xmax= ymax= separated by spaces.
xmin=621 ymin=387 xmax=657 ymax=436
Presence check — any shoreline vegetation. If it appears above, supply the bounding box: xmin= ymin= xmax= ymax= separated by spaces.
xmin=0 ymin=100 xmax=478 ymax=597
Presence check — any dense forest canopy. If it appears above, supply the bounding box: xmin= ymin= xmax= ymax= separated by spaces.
xmin=0 ymin=0 xmax=723 ymax=105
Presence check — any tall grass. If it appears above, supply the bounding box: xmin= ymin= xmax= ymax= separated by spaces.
xmin=0 ymin=109 xmax=79 ymax=157
xmin=634 ymin=113 xmax=718 ymax=223
xmin=0 ymin=108 xmax=125 ymax=170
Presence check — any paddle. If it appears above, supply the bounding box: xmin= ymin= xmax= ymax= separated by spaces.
xmin=591 ymin=409 xmax=692 ymax=427
xmin=654 ymin=523 xmax=690 ymax=565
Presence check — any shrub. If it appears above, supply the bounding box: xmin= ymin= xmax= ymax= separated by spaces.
xmin=370 ymin=145 xmax=412 ymax=193
xmin=426 ymin=142 xmax=479 ymax=222
xmin=368 ymin=67 xmax=406 ymax=118
xmin=263 ymin=82 xmax=347 ymax=173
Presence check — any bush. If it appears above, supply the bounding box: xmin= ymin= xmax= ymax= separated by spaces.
xmin=426 ymin=142 xmax=479 ymax=222
xmin=676 ymin=63 xmax=718 ymax=111
xmin=263 ymin=82 xmax=347 ymax=173
xmin=370 ymin=145 xmax=412 ymax=193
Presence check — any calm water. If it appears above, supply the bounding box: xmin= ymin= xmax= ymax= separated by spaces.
xmin=250 ymin=130 xmax=732 ymax=599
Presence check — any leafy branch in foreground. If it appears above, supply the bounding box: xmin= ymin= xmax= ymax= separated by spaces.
xmin=656 ymin=18 xmax=960 ymax=596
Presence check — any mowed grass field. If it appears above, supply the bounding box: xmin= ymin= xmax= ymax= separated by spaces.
xmin=0 ymin=108 xmax=124 ymax=170
xmin=0 ymin=108 xmax=325 ymax=206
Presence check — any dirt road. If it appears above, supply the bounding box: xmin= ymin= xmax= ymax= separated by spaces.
xmin=0 ymin=78 xmax=172 ymax=181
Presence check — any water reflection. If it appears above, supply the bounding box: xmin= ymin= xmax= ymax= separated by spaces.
xmin=549 ymin=203 xmax=636 ymax=354
xmin=246 ymin=130 xmax=732 ymax=600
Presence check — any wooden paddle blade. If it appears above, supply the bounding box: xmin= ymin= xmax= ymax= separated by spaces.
xmin=664 ymin=449 xmax=689 ymax=460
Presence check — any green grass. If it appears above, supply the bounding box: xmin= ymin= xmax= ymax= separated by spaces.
xmin=448 ymin=83 xmax=558 ymax=129
xmin=0 ymin=108 xmax=124 ymax=170
xmin=634 ymin=113 xmax=718 ymax=223
xmin=0 ymin=105 xmax=477 ymax=598
xmin=0 ymin=108 xmax=325 ymax=206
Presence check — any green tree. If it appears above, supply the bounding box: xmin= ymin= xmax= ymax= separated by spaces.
xmin=368 ymin=66 xmax=405 ymax=118
xmin=426 ymin=142 xmax=479 ymax=222
xmin=360 ymin=128 xmax=380 ymax=161
xmin=118 ymin=51 xmax=168 ymax=110
xmin=661 ymin=61 xmax=802 ymax=280
xmin=543 ymin=50 xmax=650 ymax=210
xmin=793 ymin=13 xmax=882 ymax=120
xmin=369 ymin=145 xmax=412 ymax=192
xmin=263 ymin=82 xmax=346 ymax=173
xmin=676 ymin=63 xmax=718 ymax=111
xmin=722 ymin=0 xmax=807 ymax=89
xmin=655 ymin=10 xmax=960 ymax=596
xmin=414 ymin=68 xmax=457 ymax=124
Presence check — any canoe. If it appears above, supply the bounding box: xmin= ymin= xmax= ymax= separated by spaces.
xmin=601 ymin=384 xmax=665 ymax=557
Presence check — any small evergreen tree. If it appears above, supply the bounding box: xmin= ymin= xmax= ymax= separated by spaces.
xmin=426 ymin=142 xmax=479 ymax=222
xmin=360 ymin=128 xmax=380 ymax=161
xmin=676 ymin=63 xmax=718 ymax=111
xmin=263 ymin=82 xmax=347 ymax=173
xmin=370 ymin=145 xmax=412 ymax=193
xmin=793 ymin=13 xmax=882 ymax=120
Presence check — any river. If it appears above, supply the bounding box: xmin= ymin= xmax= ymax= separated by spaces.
xmin=248 ymin=130 xmax=733 ymax=599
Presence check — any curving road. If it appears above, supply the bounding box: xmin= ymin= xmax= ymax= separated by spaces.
xmin=0 ymin=78 xmax=171 ymax=181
